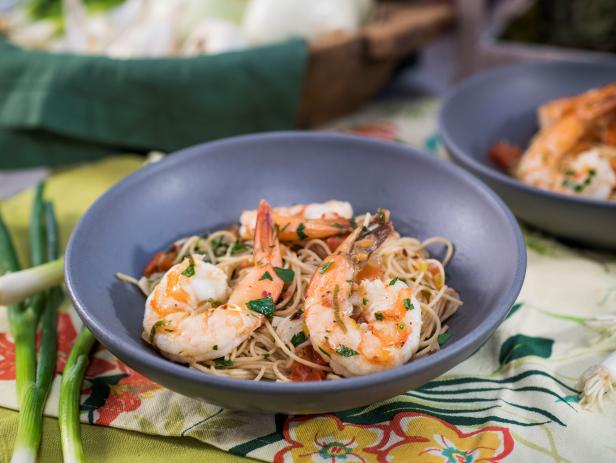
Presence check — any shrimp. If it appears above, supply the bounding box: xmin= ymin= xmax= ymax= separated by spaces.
xmin=304 ymin=213 xmax=423 ymax=377
xmin=516 ymin=96 xmax=616 ymax=191
xmin=538 ymin=83 xmax=616 ymax=129
xmin=239 ymin=200 xmax=353 ymax=241
xmin=143 ymin=200 xmax=284 ymax=363
xmin=560 ymin=147 xmax=616 ymax=200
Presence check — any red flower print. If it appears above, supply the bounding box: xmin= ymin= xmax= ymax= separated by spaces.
xmin=84 ymin=361 xmax=161 ymax=426
xmin=0 ymin=333 xmax=16 ymax=380
xmin=56 ymin=312 xmax=78 ymax=373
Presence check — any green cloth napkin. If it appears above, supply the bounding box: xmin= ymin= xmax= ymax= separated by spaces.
xmin=0 ymin=37 xmax=308 ymax=169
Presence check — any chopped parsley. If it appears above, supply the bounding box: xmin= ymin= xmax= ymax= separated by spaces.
xmin=375 ymin=312 xmax=384 ymax=321
xmin=319 ymin=262 xmax=334 ymax=274
xmin=562 ymin=169 xmax=597 ymax=193
xmin=389 ymin=277 xmax=399 ymax=286
xmin=362 ymin=297 xmax=369 ymax=305
xmin=404 ymin=298 xmax=414 ymax=311
xmin=211 ymin=236 xmax=229 ymax=257
xmin=296 ymin=223 xmax=308 ymax=240
xmin=213 ymin=344 xmax=218 ymax=351
xmin=230 ymin=241 xmax=252 ymax=255
xmin=318 ymin=346 xmax=331 ymax=357
xmin=290 ymin=309 xmax=304 ymax=320
xmin=438 ymin=332 xmax=451 ymax=346
xmin=214 ymin=358 xmax=234 ymax=367
xmin=350 ymin=217 xmax=358 ymax=229
xmin=260 ymin=271 xmax=273 ymax=281
xmin=246 ymin=297 xmax=276 ymax=317
xmin=291 ymin=331 xmax=307 ymax=347
xmin=397 ymin=322 xmax=406 ymax=330
xmin=336 ymin=345 xmax=359 ymax=357
xmin=274 ymin=266 xmax=295 ymax=282
xmin=181 ymin=255 xmax=196 ymax=277
xmin=149 ymin=320 xmax=170 ymax=343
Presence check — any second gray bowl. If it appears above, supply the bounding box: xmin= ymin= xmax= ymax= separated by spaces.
xmin=439 ymin=61 xmax=616 ymax=249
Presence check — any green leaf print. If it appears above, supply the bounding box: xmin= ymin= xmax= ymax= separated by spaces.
xmin=164 ymin=403 xmax=185 ymax=435
xmin=506 ymin=302 xmax=524 ymax=319
xmin=499 ymin=335 xmax=554 ymax=366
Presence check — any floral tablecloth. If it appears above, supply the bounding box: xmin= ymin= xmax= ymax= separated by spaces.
xmin=1 ymin=99 xmax=616 ymax=463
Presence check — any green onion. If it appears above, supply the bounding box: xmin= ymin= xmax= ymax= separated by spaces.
xmin=274 ymin=267 xmax=294 ymax=282
xmin=13 ymin=199 xmax=62 ymax=462
xmin=246 ymin=297 xmax=276 ymax=317
xmin=59 ymin=327 xmax=96 ymax=463
xmin=0 ymin=257 xmax=64 ymax=306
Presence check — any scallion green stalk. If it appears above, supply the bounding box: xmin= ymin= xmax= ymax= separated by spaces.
xmin=10 ymin=186 xmax=64 ymax=463
xmin=59 ymin=327 xmax=96 ymax=463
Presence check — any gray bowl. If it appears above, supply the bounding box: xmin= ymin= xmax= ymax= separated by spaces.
xmin=65 ymin=132 xmax=525 ymax=414
xmin=439 ymin=61 xmax=616 ymax=249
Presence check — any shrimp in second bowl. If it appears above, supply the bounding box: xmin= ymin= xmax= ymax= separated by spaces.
xmin=304 ymin=212 xmax=422 ymax=377
xmin=143 ymin=200 xmax=284 ymax=363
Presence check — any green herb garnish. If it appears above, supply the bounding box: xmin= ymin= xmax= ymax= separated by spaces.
xmin=214 ymin=358 xmax=234 ymax=367
xmin=438 ymin=332 xmax=451 ymax=346
xmin=397 ymin=322 xmax=406 ymax=330
xmin=181 ymin=255 xmax=196 ymax=277
xmin=260 ymin=271 xmax=273 ymax=281
xmin=362 ymin=297 xmax=369 ymax=306
xmin=230 ymin=241 xmax=252 ymax=255
xmin=291 ymin=331 xmax=307 ymax=347
xmin=149 ymin=320 xmax=169 ymax=343
xmin=336 ymin=345 xmax=359 ymax=357
xmin=211 ymin=236 xmax=229 ymax=257
xmin=319 ymin=262 xmax=334 ymax=274
xmin=274 ymin=266 xmax=295 ymax=282
xmin=319 ymin=346 xmax=331 ymax=357
xmin=375 ymin=312 xmax=384 ymax=321
xmin=246 ymin=297 xmax=276 ymax=317
xmin=290 ymin=309 xmax=304 ymax=320
xmin=404 ymin=298 xmax=414 ymax=311
xmin=296 ymin=223 xmax=308 ymax=240
xmin=213 ymin=344 xmax=218 ymax=351
xmin=389 ymin=277 xmax=399 ymax=286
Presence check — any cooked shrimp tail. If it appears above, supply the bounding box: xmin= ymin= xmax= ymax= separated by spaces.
xmin=143 ymin=199 xmax=284 ymax=363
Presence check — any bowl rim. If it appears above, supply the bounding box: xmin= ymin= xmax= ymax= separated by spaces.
xmin=65 ymin=131 xmax=526 ymax=396
xmin=438 ymin=61 xmax=616 ymax=210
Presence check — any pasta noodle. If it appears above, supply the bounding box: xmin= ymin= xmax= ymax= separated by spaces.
xmin=119 ymin=222 xmax=462 ymax=382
